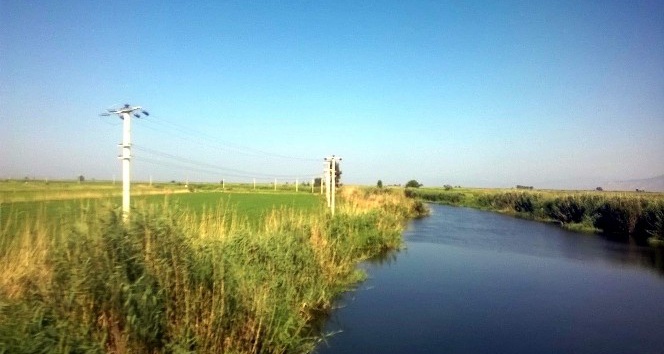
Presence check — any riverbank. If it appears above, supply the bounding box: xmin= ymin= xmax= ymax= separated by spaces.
xmin=406 ymin=187 xmax=664 ymax=246
xmin=0 ymin=187 xmax=426 ymax=353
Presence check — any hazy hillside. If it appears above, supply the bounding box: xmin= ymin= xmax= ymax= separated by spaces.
xmin=604 ymin=175 xmax=664 ymax=192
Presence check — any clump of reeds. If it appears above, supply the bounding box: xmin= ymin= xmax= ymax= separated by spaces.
xmin=0 ymin=187 xmax=419 ymax=353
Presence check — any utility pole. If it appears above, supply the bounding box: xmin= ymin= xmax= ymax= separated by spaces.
xmin=324 ymin=155 xmax=341 ymax=215
xmin=331 ymin=157 xmax=336 ymax=214
xmin=253 ymin=178 xmax=256 ymax=190
xmin=274 ymin=178 xmax=277 ymax=191
xmin=100 ymin=104 xmax=149 ymax=222
xmin=323 ymin=160 xmax=331 ymax=207
xmin=295 ymin=178 xmax=299 ymax=192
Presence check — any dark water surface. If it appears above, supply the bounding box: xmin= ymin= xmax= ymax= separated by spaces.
xmin=315 ymin=204 xmax=664 ymax=354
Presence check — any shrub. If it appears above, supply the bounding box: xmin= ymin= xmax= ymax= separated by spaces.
xmin=405 ymin=180 xmax=422 ymax=188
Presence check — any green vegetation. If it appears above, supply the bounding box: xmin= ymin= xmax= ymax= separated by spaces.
xmin=1 ymin=191 xmax=320 ymax=233
xmin=406 ymin=187 xmax=664 ymax=246
xmin=404 ymin=180 xmax=422 ymax=188
xmin=0 ymin=179 xmax=318 ymax=204
xmin=0 ymin=185 xmax=426 ymax=353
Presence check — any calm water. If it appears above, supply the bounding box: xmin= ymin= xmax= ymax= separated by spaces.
xmin=315 ymin=204 xmax=664 ymax=354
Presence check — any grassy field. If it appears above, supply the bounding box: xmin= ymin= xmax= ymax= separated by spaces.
xmin=0 ymin=179 xmax=318 ymax=203
xmin=1 ymin=191 xmax=322 ymax=228
xmin=0 ymin=182 xmax=427 ymax=354
xmin=1 ymin=180 xmax=322 ymax=230
xmin=407 ymin=187 xmax=664 ymax=246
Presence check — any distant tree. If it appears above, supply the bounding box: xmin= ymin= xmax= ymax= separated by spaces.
xmin=444 ymin=184 xmax=453 ymax=190
xmin=596 ymin=187 xmax=603 ymax=191
xmin=313 ymin=177 xmax=322 ymax=188
xmin=78 ymin=175 xmax=85 ymax=183
xmin=405 ymin=180 xmax=422 ymax=188
xmin=334 ymin=161 xmax=342 ymax=187
xmin=377 ymin=180 xmax=383 ymax=188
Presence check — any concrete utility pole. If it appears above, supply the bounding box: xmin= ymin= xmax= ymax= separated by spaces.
xmin=323 ymin=160 xmax=331 ymax=207
xmin=324 ymin=155 xmax=342 ymax=215
xmin=295 ymin=178 xmax=299 ymax=192
xmin=100 ymin=104 xmax=149 ymax=221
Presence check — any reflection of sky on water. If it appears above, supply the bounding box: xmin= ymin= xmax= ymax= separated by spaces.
xmin=405 ymin=205 xmax=663 ymax=276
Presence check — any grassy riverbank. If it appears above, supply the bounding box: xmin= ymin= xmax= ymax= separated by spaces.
xmin=406 ymin=187 xmax=664 ymax=246
xmin=0 ymin=187 xmax=426 ymax=353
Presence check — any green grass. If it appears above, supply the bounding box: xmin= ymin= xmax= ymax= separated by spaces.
xmin=0 ymin=179 xmax=318 ymax=204
xmin=139 ymin=192 xmax=321 ymax=219
xmin=1 ymin=189 xmax=321 ymax=231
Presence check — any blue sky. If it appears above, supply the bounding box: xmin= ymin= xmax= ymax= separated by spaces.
xmin=1 ymin=0 xmax=662 ymax=188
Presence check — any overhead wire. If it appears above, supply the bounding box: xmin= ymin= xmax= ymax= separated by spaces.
xmin=100 ymin=108 xmax=326 ymax=182
xmin=133 ymin=144 xmax=320 ymax=180
xmin=140 ymin=114 xmax=320 ymax=162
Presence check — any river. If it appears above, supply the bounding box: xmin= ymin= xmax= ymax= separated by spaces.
xmin=315 ymin=204 xmax=664 ymax=354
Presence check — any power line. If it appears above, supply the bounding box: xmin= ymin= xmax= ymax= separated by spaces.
xmin=133 ymin=145 xmax=319 ymax=179
xmin=141 ymin=114 xmax=319 ymax=162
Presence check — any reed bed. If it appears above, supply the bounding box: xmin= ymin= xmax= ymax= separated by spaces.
xmin=407 ymin=188 xmax=664 ymax=245
xmin=0 ymin=187 xmax=423 ymax=353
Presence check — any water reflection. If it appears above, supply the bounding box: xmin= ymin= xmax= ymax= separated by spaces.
xmin=408 ymin=205 xmax=664 ymax=275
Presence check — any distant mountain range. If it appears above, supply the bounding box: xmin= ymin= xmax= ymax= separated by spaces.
xmin=604 ymin=175 xmax=664 ymax=192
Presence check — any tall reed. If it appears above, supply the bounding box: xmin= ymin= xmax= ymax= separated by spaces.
xmin=0 ymin=187 xmax=421 ymax=353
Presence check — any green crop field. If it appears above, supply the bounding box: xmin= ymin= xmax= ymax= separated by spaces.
xmin=0 ymin=180 xmax=322 ymax=229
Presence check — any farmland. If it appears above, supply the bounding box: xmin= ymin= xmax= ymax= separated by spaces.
xmin=0 ymin=180 xmax=323 ymax=226
xmin=0 ymin=180 xmax=427 ymax=353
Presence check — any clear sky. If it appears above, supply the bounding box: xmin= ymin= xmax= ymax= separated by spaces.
xmin=1 ymin=0 xmax=663 ymax=188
